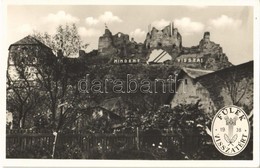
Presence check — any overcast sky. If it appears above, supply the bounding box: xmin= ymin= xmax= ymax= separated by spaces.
xmin=7 ymin=5 xmax=253 ymax=65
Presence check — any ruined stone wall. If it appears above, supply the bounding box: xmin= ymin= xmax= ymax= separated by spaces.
xmin=98 ymin=29 xmax=118 ymax=56
xmin=98 ymin=36 xmax=114 ymax=50
xmin=98 ymin=28 xmax=147 ymax=58
xmin=96 ymin=26 xmax=232 ymax=70
xmin=145 ymin=25 xmax=182 ymax=50
xmin=112 ymin=32 xmax=130 ymax=48
xmin=198 ymin=32 xmax=232 ymax=70
xmin=173 ymin=32 xmax=232 ymax=70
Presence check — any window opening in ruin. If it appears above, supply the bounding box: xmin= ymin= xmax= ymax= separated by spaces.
xmin=185 ymin=79 xmax=188 ymax=85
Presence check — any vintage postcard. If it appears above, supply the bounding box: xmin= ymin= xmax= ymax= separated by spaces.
xmin=1 ymin=0 xmax=259 ymax=167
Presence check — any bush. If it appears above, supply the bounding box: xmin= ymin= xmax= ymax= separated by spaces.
xmin=6 ymin=143 xmax=52 ymax=159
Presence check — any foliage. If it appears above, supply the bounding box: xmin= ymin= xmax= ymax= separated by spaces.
xmin=33 ymin=23 xmax=88 ymax=57
xmin=7 ymin=23 xmax=91 ymax=131
xmin=6 ymin=143 xmax=52 ymax=159
xmin=140 ymin=101 xmax=211 ymax=136
xmin=55 ymin=143 xmax=83 ymax=159
xmin=33 ymin=112 xmax=49 ymax=129
xmin=7 ymin=45 xmax=49 ymax=128
xmin=224 ymin=73 xmax=253 ymax=107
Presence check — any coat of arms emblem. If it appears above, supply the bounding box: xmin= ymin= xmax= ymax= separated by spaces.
xmin=211 ymin=105 xmax=250 ymax=156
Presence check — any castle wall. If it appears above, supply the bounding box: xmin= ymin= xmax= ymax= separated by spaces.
xmin=98 ymin=28 xmax=147 ymax=57
xmin=98 ymin=36 xmax=114 ymax=52
xmin=145 ymin=26 xmax=182 ymax=50
xmin=112 ymin=32 xmax=129 ymax=48
xmin=96 ymin=25 xmax=231 ymax=70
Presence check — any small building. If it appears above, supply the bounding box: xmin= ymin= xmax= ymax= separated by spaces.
xmin=8 ymin=35 xmax=55 ymax=65
xmin=169 ymin=61 xmax=253 ymax=115
xmin=99 ymin=97 xmax=128 ymax=117
xmin=8 ymin=35 xmax=56 ymax=81
xmin=91 ymin=106 xmax=123 ymax=121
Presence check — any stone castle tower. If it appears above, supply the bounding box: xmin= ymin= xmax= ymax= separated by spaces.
xmin=144 ymin=22 xmax=182 ymax=51
xmin=98 ymin=28 xmax=117 ymax=55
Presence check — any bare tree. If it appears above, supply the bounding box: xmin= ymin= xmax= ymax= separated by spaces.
xmin=223 ymin=71 xmax=253 ymax=107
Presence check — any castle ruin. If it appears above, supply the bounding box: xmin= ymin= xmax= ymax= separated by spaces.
xmin=98 ymin=27 xmax=145 ymax=58
xmin=95 ymin=22 xmax=231 ymax=70
xmin=144 ymin=22 xmax=182 ymax=51
xmin=8 ymin=21 xmax=232 ymax=71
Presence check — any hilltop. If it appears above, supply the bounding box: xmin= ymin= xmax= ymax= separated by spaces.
xmin=78 ymin=22 xmax=232 ymax=71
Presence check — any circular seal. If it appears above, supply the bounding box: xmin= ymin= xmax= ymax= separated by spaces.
xmin=211 ymin=105 xmax=250 ymax=156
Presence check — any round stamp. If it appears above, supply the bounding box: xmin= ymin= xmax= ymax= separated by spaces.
xmin=211 ymin=105 xmax=250 ymax=156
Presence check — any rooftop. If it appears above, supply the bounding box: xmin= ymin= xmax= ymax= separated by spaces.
xmin=182 ymin=67 xmax=214 ymax=79
xmin=8 ymin=35 xmax=50 ymax=50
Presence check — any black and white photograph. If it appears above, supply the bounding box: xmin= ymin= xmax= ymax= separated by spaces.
xmin=1 ymin=0 xmax=260 ymax=167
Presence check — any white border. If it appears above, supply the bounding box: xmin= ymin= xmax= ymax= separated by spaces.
xmin=0 ymin=0 xmax=259 ymax=167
